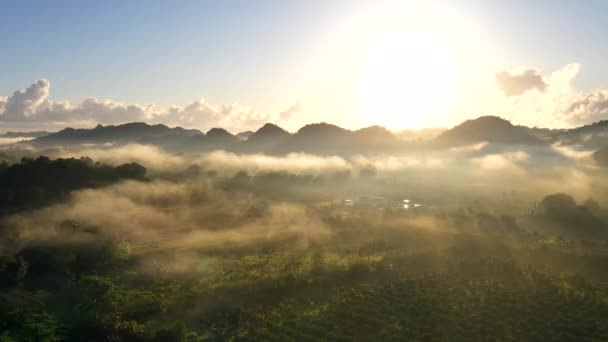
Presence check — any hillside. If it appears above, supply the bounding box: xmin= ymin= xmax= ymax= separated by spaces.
xmin=1 ymin=131 xmax=50 ymax=138
xmin=31 ymin=122 xmax=202 ymax=146
xmin=533 ymin=120 xmax=608 ymax=149
xmin=435 ymin=116 xmax=542 ymax=146
xmin=23 ymin=116 xmax=608 ymax=156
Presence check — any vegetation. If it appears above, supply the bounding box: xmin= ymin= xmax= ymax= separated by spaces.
xmin=1 ymin=154 xmax=608 ymax=341
xmin=0 ymin=156 xmax=146 ymax=215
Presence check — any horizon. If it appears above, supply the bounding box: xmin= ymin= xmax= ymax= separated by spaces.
xmin=2 ymin=1 xmax=608 ymax=132
xmin=3 ymin=114 xmax=605 ymax=136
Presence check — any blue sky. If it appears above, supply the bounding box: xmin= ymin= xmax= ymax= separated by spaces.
xmin=1 ymin=1 xmax=352 ymax=105
xmin=1 ymin=0 xmax=608 ymax=131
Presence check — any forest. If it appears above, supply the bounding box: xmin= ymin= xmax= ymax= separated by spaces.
xmin=1 ymin=142 xmax=608 ymax=342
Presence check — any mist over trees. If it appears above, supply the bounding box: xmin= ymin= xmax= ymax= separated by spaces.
xmin=0 ymin=156 xmax=146 ymax=215
xmin=1 ymin=115 xmax=608 ymax=340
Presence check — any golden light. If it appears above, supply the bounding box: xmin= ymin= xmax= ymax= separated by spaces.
xmin=359 ymin=28 xmax=457 ymax=129
xmin=295 ymin=2 xmax=497 ymax=130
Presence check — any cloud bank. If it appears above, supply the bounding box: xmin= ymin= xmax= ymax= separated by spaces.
xmin=488 ymin=63 xmax=608 ymax=127
xmin=2 ymin=61 xmax=608 ymax=133
xmin=0 ymin=80 xmax=299 ymax=133
xmin=2 ymin=180 xmax=332 ymax=256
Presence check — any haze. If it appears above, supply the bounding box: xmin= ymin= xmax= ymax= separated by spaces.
xmin=2 ymin=1 xmax=608 ymax=341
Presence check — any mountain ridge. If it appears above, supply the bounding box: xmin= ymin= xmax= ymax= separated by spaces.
xmin=21 ymin=116 xmax=608 ymax=156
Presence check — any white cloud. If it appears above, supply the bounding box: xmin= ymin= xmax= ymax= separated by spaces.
xmin=0 ymin=80 xmax=281 ymax=132
xmin=488 ymin=63 xmax=608 ymax=127
xmin=161 ymin=99 xmax=271 ymax=132
xmin=0 ymin=96 xmax=7 ymax=114
xmin=472 ymin=151 xmax=530 ymax=171
xmin=495 ymin=68 xmax=547 ymax=96
xmin=2 ymin=79 xmax=51 ymax=121
xmin=3 ymin=65 xmax=608 ymax=133
xmin=564 ymin=90 xmax=608 ymax=125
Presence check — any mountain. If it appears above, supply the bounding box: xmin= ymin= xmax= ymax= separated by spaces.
xmin=353 ymin=125 xmax=398 ymax=145
xmin=29 ymin=122 xmax=202 ymax=147
xmin=435 ymin=116 xmax=542 ymax=147
xmin=350 ymin=126 xmax=403 ymax=154
xmin=248 ymin=123 xmax=290 ymax=143
xmin=200 ymin=128 xmax=239 ymax=150
xmin=267 ymin=123 xmax=406 ymax=156
xmin=271 ymin=123 xmax=352 ymax=155
xmin=532 ymin=120 xmax=608 ymax=150
xmin=22 ymin=115 xmax=608 ymax=156
xmin=234 ymin=123 xmax=291 ymax=154
xmin=1 ymin=131 xmax=50 ymax=138
xmin=206 ymin=128 xmax=236 ymax=141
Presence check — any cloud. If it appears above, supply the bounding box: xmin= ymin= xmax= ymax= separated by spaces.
xmin=2 ymin=180 xmax=332 ymax=256
xmin=0 ymin=137 xmax=35 ymax=146
xmin=495 ymin=69 xmax=547 ymax=96
xmin=564 ymin=90 xmax=608 ymax=125
xmin=198 ymin=151 xmax=446 ymax=175
xmin=2 ymin=79 xmax=51 ymax=121
xmin=279 ymin=102 xmax=300 ymax=122
xmin=161 ymin=99 xmax=271 ymax=132
xmin=488 ymin=63 xmax=602 ymax=127
xmin=56 ymin=144 xmax=187 ymax=173
xmin=551 ymin=143 xmax=594 ymax=160
xmin=0 ymin=96 xmax=6 ymax=114
xmin=198 ymin=151 xmax=351 ymax=175
xmin=472 ymin=151 xmax=530 ymax=171
xmin=0 ymin=80 xmax=282 ymax=132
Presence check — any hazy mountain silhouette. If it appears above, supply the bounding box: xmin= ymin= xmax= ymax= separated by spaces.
xmin=32 ymin=122 xmax=202 ymax=146
xmin=193 ymin=128 xmax=239 ymax=151
xmin=248 ymin=123 xmax=290 ymax=142
xmin=271 ymin=123 xmax=352 ymax=155
xmin=23 ymin=116 xmax=608 ymax=156
xmin=533 ymin=120 xmax=608 ymax=150
xmin=1 ymin=131 xmax=50 ymax=138
xmin=435 ymin=116 xmax=542 ymax=147
xmin=234 ymin=123 xmax=291 ymax=154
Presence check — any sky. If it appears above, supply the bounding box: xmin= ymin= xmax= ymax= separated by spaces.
xmin=1 ymin=0 xmax=608 ymax=133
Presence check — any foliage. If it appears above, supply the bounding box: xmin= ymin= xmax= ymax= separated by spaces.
xmin=0 ymin=156 xmax=146 ymax=215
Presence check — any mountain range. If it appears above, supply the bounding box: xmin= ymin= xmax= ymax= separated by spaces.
xmin=1 ymin=131 xmax=50 ymax=139
xmin=14 ymin=116 xmax=608 ymax=163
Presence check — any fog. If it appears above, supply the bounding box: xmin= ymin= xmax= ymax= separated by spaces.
xmin=2 ymin=139 xmax=608 ymax=341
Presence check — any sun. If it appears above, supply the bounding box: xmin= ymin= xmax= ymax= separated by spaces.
xmin=359 ymin=28 xmax=458 ymax=130
xmin=297 ymin=2 xmax=492 ymax=130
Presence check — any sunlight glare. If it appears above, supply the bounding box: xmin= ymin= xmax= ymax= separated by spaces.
xmin=359 ymin=28 xmax=457 ymax=129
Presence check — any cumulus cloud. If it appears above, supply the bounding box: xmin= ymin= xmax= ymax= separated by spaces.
xmin=161 ymin=99 xmax=271 ymax=132
xmin=0 ymin=80 xmax=282 ymax=132
xmin=490 ymin=63 xmax=606 ymax=127
xmin=2 ymin=79 xmax=51 ymax=121
xmin=564 ymin=90 xmax=608 ymax=125
xmin=495 ymin=69 xmax=547 ymax=96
